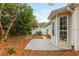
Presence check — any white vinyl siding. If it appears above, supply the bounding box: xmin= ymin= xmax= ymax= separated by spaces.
xmin=71 ymin=12 xmax=75 ymax=46
xmin=74 ymin=6 xmax=79 ymax=50
xmin=50 ymin=18 xmax=57 ymax=44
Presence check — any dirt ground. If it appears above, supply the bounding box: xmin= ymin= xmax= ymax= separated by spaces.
xmin=0 ymin=35 xmax=79 ymax=56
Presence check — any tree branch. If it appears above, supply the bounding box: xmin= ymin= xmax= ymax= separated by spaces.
xmin=4 ymin=7 xmax=20 ymax=40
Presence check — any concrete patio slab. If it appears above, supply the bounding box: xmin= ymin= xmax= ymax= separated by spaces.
xmin=25 ymin=39 xmax=65 ymax=50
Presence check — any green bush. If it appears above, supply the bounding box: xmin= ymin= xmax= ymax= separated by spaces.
xmin=0 ymin=4 xmax=35 ymax=36
xmin=35 ymin=31 xmax=42 ymax=35
xmin=8 ymin=47 xmax=16 ymax=55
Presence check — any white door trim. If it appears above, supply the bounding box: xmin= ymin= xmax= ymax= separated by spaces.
xmin=59 ymin=15 xmax=69 ymax=43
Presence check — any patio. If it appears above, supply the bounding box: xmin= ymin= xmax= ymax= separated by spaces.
xmin=25 ymin=38 xmax=65 ymax=50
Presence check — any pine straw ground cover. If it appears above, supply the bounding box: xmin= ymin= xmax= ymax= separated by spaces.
xmin=32 ymin=35 xmax=51 ymax=39
xmin=0 ymin=35 xmax=79 ymax=56
xmin=0 ymin=36 xmax=32 ymax=56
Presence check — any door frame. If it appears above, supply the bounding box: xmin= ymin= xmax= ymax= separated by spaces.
xmin=59 ymin=15 xmax=69 ymax=43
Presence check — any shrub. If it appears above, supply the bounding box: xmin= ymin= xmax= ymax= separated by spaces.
xmin=8 ymin=47 xmax=16 ymax=55
xmin=35 ymin=31 xmax=42 ymax=35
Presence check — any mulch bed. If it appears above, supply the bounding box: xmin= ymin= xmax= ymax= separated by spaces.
xmin=32 ymin=35 xmax=51 ymax=39
xmin=0 ymin=36 xmax=31 ymax=56
xmin=0 ymin=35 xmax=79 ymax=56
xmin=32 ymin=35 xmax=43 ymax=39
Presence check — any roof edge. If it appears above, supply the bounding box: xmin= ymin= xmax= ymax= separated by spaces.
xmin=48 ymin=3 xmax=74 ymax=20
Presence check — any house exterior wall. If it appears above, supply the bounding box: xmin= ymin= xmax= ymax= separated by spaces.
xmin=48 ymin=4 xmax=79 ymax=50
xmin=68 ymin=13 xmax=72 ymax=44
xmin=71 ymin=12 xmax=75 ymax=47
xmin=56 ymin=12 xmax=72 ymax=49
xmin=48 ymin=9 xmax=76 ymax=49
xmin=56 ymin=15 xmax=58 ymax=45
xmin=49 ymin=16 xmax=58 ymax=45
xmin=50 ymin=18 xmax=57 ymax=44
xmin=74 ymin=6 xmax=79 ymax=50
xmin=69 ymin=6 xmax=79 ymax=50
xmin=49 ymin=12 xmax=72 ymax=48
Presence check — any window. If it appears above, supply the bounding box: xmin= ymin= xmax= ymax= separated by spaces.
xmin=52 ymin=22 xmax=54 ymax=35
xmin=60 ymin=16 xmax=67 ymax=41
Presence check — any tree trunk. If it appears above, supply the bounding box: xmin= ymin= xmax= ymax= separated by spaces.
xmin=0 ymin=4 xmax=20 ymax=41
xmin=3 ymin=19 xmax=15 ymax=41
